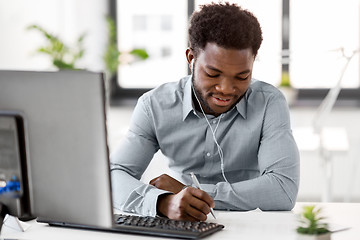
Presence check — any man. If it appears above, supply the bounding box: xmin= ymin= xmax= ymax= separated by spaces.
xmin=110 ymin=2 xmax=300 ymax=222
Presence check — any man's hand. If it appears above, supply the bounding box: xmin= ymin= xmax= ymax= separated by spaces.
xmin=157 ymin=187 xmax=215 ymax=221
xmin=149 ymin=174 xmax=185 ymax=194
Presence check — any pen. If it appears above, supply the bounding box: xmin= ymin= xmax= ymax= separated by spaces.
xmin=190 ymin=172 xmax=216 ymax=219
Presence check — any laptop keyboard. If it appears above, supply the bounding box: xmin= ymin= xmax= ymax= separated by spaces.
xmin=114 ymin=214 xmax=224 ymax=239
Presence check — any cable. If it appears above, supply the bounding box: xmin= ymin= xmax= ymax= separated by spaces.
xmin=191 ymin=81 xmax=230 ymax=183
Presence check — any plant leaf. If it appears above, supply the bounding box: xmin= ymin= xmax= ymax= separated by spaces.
xmin=130 ymin=48 xmax=149 ymax=60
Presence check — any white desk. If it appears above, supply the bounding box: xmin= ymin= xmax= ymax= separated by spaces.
xmin=1 ymin=202 xmax=359 ymax=240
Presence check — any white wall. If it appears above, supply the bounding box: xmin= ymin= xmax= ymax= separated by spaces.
xmin=0 ymin=0 xmax=108 ymax=72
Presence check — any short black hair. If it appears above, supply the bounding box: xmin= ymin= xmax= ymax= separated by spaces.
xmin=188 ymin=2 xmax=263 ymax=57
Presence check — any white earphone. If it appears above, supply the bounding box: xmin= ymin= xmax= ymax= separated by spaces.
xmin=191 ymin=80 xmax=230 ymax=184
xmin=190 ymin=59 xmax=194 ymax=72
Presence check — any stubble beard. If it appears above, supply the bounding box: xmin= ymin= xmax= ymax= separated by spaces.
xmin=191 ymin=73 xmax=216 ymax=115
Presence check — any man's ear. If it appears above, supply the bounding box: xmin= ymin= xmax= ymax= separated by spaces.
xmin=185 ymin=48 xmax=195 ymax=65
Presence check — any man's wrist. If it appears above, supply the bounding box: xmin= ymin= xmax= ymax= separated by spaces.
xmin=156 ymin=193 xmax=173 ymax=217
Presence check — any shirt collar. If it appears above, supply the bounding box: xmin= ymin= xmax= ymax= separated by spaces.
xmin=182 ymin=76 xmax=254 ymax=121
xmin=235 ymin=87 xmax=251 ymax=119
xmin=182 ymin=75 xmax=194 ymax=121
xmin=235 ymin=79 xmax=257 ymax=119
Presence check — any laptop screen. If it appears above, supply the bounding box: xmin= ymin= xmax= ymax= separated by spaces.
xmin=0 ymin=70 xmax=113 ymax=228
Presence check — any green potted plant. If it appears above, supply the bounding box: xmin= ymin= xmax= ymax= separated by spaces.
xmin=278 ymin=70 xmax=298 ymax=106
xmin=296 ymin=205 xmax=331 ymax=240
xmin=27 ymin=25 xmax=86 ymax=70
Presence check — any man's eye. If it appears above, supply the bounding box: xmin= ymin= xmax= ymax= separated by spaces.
xmin=206 ymin=73 xmax=219 ymax=78
xmin=236 ymin=76 xmax=249 ymax=81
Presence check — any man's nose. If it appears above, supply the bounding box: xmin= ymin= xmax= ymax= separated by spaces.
xmin=215 ymin=78 xmax=236 ymax=95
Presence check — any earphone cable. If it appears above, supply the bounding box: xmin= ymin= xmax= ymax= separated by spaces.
xmin=191 ymin=81 xmax=230 ymax=183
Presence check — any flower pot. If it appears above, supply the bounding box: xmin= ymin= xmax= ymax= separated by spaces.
xmin=297 ymin=233 xmax=331 ymax=240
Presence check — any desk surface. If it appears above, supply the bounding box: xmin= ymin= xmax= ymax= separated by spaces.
xmin=1 ymin=202 xmax=359 ymax=240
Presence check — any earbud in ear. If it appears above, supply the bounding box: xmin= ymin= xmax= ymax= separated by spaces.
xmin=190 ymin=59 xmax=194 ymax=71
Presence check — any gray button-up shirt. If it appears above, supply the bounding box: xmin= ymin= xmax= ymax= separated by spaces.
xmin=110 ymin=75 xmax=300 ymax=216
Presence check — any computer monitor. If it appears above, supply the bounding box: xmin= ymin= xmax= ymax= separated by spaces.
xmin=0 ymin=70 xmax=113 ymax=228
xmin=0 ymin=112 xmax=31 ymax=220
xmin=0 ymin=71 xmax=225 ymax=239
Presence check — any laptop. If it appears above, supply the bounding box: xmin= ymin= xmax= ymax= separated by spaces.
xmin=0 ymin=70 xmax=223 ymax=239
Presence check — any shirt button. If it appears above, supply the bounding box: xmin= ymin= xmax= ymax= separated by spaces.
xmin=212 ymin=120 xmax=217 ymax=124
xmin=206 ymin=152 xmax=211 ymax=157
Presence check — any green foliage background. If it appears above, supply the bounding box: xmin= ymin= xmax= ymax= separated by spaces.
xmin=27 ymin=25 xmax=86 ymax=70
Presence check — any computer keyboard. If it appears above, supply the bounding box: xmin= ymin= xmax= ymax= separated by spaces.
xmin=114 ymin=214 xmax=224 ymax=239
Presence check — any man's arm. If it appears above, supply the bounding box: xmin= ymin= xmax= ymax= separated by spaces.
xmin=201 ymin=93 xmax=300 ymax=211
xmin=110 ymin=95 xmax=169 ymax=216
xmin=110 ymin=95 xmax=214 ymax=220
xmin=149 ymin=93 xmax=299 ymax=211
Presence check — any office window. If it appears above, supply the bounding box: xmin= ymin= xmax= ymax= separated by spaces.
xmin=114 ymin=0 xmax=359 ymax=91
xmin=195 ymin=0 xmax=360 ymax=89
xmin=161 ymin=15 xmax=172 ymax=31
xmin=290 ymin=0 xmax=360 ymax=88
xmin=0 ymin=0 xmax=107 ymax=72
xmin=116 ymin=0 xmax=188 ymax=88
xmin=133 ymin=15 xmax=147 ymax=31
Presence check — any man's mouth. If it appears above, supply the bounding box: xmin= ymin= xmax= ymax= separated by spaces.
xmin=211 ymin=96 xmax=232 ymax=106
xmin=215 ymin=97 xmax=230 ymax=101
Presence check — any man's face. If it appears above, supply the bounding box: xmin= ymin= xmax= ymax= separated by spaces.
xmin=189 ymin=43 xmax=255 ymax=116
